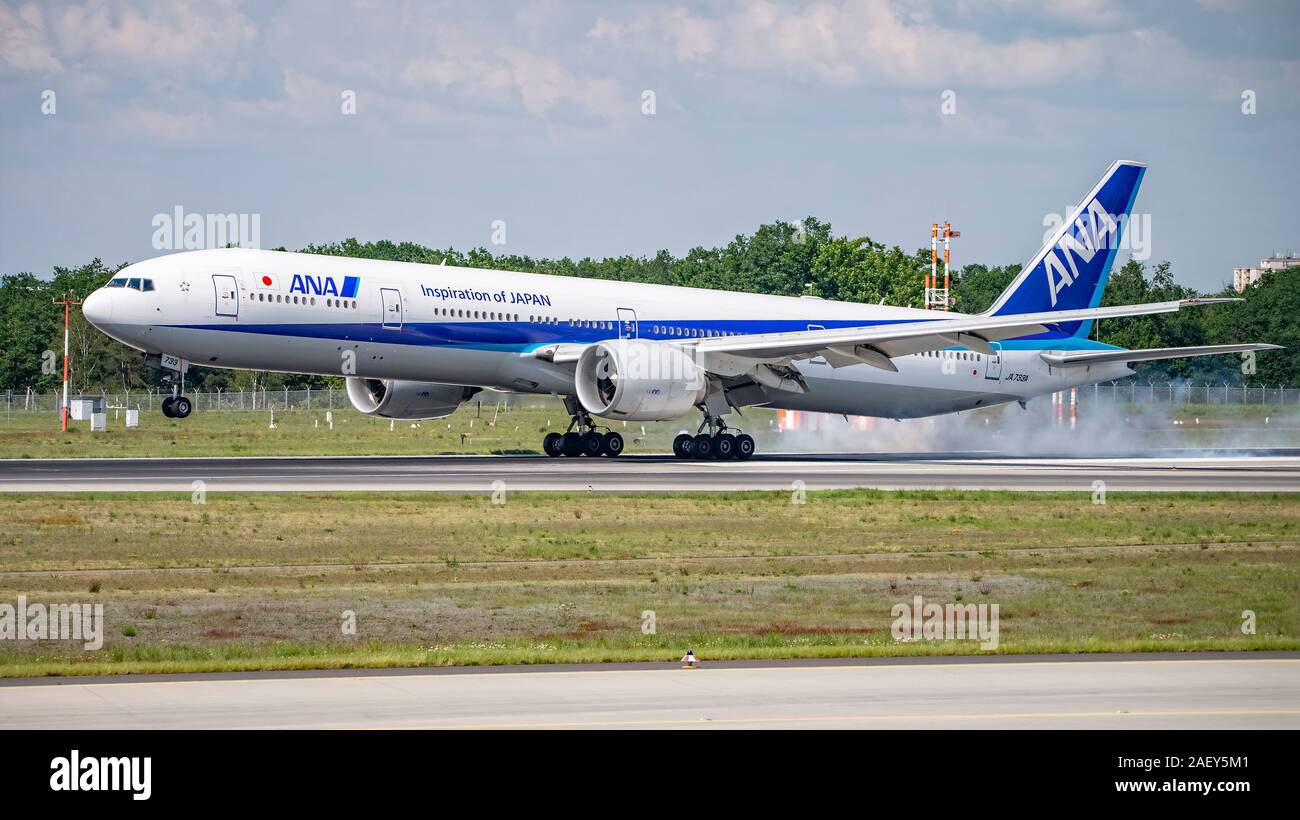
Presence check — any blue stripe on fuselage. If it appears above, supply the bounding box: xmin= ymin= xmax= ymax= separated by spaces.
xmin=167 ymin=317 xmax=1121 ymax=352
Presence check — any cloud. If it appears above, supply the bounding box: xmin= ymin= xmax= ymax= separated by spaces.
xmin=402 ymin=28 xmax=627 ymax=125
xmin=959 ymin=0 xmax=1132 ymax=29
xmin=49 ymin=0 xmax=258 ymax=83
xmin=585 ymin=0 xmax=1221 ymax=94
xmin=0 ymin=3 xmax=63 ymax=74
xmin=591 ymin=7 xmax=716 ymax=62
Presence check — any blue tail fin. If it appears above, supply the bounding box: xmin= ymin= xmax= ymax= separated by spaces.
xmin=985 ymin=160 xmax=1146 ymax=339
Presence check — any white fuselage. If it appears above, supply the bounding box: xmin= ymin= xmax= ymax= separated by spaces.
xmin=83 ymin=248 xmax=1134 ymax=419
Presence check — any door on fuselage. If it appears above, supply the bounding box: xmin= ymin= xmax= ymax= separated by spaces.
xmin=380 ymin=287 xmax=403 ymax=330
xmin=212 ymin=274 xmax=239 ymax=318
xmin=617 ymin=308 xmax=638 ymax=339
xmin=984 ymin=342 xmax=1003 ymax=381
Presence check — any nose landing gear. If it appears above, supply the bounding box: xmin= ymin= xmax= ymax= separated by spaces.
xmin=673 ymin=414 xmax=754 ymax=461
xmin=543 ymin=397 xmax=624 ymax=457
xmin=161 ymin=394 xmax=192 ymax=418
xmin=160 ymin=377 xmax=192 ymax=419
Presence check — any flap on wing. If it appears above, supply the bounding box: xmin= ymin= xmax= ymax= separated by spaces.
xmin=1040 ymin=343 xmax=1282 ymax=368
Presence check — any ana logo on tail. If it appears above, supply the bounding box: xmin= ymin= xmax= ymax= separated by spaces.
xmin=987 ymin=160 xmax=1144 ymax=321
xmin=1044 ymin=200 xmax=1118 ymax=306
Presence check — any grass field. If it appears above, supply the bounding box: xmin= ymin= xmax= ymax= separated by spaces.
xmin=1 ymin=489 xmax=1296 ymax=677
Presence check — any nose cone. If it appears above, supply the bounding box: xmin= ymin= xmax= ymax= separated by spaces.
xmin=82 ymin=288 xmax=113 ymax=328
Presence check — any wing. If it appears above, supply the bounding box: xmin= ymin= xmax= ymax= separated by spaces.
xmin=1039 ymin=343 xmax=1282 ymax=368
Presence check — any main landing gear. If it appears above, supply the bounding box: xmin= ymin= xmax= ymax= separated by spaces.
xmin=543 ymin=397 xmax=624 ymax=458
xmin=673 ymin=414 xmax=754 ymax=461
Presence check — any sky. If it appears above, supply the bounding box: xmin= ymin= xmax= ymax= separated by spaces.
xmin=1 ymin=0 xmax=1298 ymax=293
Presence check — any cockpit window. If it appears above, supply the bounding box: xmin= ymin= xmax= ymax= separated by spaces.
xmin=127 ymin=278 xmax=142 ymax=290
xmin=106 ymin=278 xmax=128 ymax=288
xmin=141 ymin=279 xmax=155 ymax=291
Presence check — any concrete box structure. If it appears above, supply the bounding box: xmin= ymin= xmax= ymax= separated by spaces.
xmin=68 ymin=395 xmax=105 ymax=420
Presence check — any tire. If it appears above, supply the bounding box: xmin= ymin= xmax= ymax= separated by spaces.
xmin=561 ymin=431 xmax=583 ymax=457
xmin=734 ymin=434 xmax=755 ymax=460
xmin=161 ymin=397 xmax=175 ymax=418
xmin=602 ymin=431 xmax=625 ymax=457
xmin=581 ymin=431 xmax=605 ymax=457
xmin=672 ymin=433 xmax=694 ymax=459
xmin=714 ymin=433 xmax=736 ymax=460
xmin=692 ymin=433 xmax=714 ymax=460
xmin=172 ymin=396 xmax=192 ymax=418
xmin=543 ymin=432 xmax=564 ymax=457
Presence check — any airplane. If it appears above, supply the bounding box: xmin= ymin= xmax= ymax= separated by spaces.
xmin=82 ymin=160 xmax=1278 ymax=460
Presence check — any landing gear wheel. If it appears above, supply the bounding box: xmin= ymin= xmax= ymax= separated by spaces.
xmin=601 ymin=431 xmax=625 ymax=457
xmin=692 ymin=433 xmax=715 ymax=460
xmin=561 ymin=431 xmax=583 ymax=457
xmin=543 ymin=432 xmax=564 ymax=457
xmin=581 ymin=431 xmax=605 ymax=457
xmin=713 ymin=433 xmax=736 ymax=460
xmin=734 ymin=434 xmax=755 ymax=460
xmin=673 ymin=433 xmax=694 ymax=459
xmin=161 ymin=397 xmax=175 ymax=418
xmin=171 ymin=396 xmax=192 ymax=418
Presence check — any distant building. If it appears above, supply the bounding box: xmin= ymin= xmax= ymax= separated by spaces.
xmin=1234 ymin=254 xmax=1300 ymax=292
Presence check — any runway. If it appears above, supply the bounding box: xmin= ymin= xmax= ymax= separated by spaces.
xmin=2 ymin=653 xmax=1296 ymax=729
xmin=0 ymin=450 xmax=1298 ymax=492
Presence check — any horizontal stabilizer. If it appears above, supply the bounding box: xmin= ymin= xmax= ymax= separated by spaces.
xmin=1040 ymin=343 xmax=1282 ymax=368
xmin=692 ymin=298 xmax=1239 ymax=363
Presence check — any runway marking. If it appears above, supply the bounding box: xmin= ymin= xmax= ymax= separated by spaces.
xmin=332 ymin=708 xmax=1300 ymax=730
xmin=5 ymin=656 xmax=1296 ymax=689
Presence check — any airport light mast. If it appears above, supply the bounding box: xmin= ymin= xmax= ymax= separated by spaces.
xmin=925 ymin=222 xmax=958 ymax=310
xmin=52 ymin=293 xmax=80 ymax=432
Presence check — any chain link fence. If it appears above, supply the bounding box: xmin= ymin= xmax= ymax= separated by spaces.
xmin=2 ymin=382 xmax=1298 ymax=415
xmin=2 ymin=387 xmax=559 ymax=414
xmin=1081 ymin=381 xmax=1295 ymax=406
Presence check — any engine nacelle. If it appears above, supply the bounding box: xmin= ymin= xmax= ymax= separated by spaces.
xmin=345 ymin=378 xmax=479 ymax=420
xmin=575 ymin=339 xmax=707 ymax=421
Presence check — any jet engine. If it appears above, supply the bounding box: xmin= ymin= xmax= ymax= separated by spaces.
xmin=345 ymin=378 xmax=479 ymax=419
xmin=575 ymin=339 xmax=707 ymax=421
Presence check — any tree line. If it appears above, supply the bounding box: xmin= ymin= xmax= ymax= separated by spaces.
xmin=1 ymin=217 xmax=1294 ymax=396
